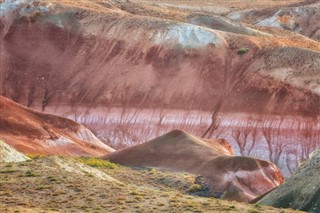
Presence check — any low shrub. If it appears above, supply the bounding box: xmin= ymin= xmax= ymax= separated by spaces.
xmin=78 ymin=157 xmax=118 ymax=169
xmin=188 ymin=184 xmax=204 ymax=193
xmin=237 ymin=48 xmax=249 ymax=55
xmin=26 ymin=153 xmax=45 ymax=159
xmin=25 ymin=170 xmax=35 ymax=177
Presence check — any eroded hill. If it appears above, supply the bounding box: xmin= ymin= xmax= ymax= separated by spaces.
xmin=0 ymin=0 xmax=319 ymax=176
xmin=105 ymin=130 xmax=284 ymax=202
xmin=0 ymin=95 xmax=114 ymax=156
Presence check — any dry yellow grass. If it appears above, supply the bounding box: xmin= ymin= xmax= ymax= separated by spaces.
xmin=0 ymin=157 xmax=304 ymax=213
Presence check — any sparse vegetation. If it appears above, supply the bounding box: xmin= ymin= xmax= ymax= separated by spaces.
xmin=0 ymin=156 xmax=301 ymax=213
xmin=248 ymin=210 xmax=260 ymax=213
xmin=0 ymin=0 xmax=318 ymax=213
xmin=0 ymin=169 xmax=18 ymax=174
xmin=188 ymin=183 xmax=203 ymax=193
xmin=237 ymin=48 xmax=249 ymax=55
xmin=26 ymin=153 xmax=45 ymax=159
xmin=47 ymin=176 xmax=57 ymax=182
xmin=25 ymin=170 xmax=35 ymax=177
xmin=77 ymin=157 xmax=118 ymax=169
xmin=149 ymin=168 xmax=157 ymax=174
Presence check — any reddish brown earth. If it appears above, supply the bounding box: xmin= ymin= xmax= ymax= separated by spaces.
xmin=105 ymin=130 xmax=284 ymax=202
xmin=0 ymin=0 xmax=319 ymax=176
xmin=0 ymin=95 xmax=114 ymax=156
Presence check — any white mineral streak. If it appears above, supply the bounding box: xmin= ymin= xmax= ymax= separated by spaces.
xmin=155 ymin=24 xmax=224 ymax=48
xmin=76 ymin=126 xmax=115 ymax=152
xmin=0 ymin=140 xmax=30 ymax=162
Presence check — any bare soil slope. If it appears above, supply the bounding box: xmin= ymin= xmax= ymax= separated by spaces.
xmin=105 ymin=130 xmax=284 ymax=202
xmin=0 ymin=95 xmax=114 ymax=156
xmin=258 ymin=148 xmax=320 ymax=213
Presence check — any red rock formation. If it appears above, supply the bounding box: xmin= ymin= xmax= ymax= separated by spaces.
xmin=0 ymin=95 xmax=114 ymax=156
xmin=1 ymin=0 xmax=319 ymax=175
xmin=105 ymin=130 xmax=284 ymax=202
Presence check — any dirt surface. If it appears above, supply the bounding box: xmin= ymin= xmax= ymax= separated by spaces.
xmin=0 ymin=156 xmax=301 ymax=213
xmin=105 ymin=130 xmax=284 ymax=202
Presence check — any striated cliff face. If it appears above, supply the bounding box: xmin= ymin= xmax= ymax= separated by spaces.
xmin=0 ymin=0 xmax=320 ymax=175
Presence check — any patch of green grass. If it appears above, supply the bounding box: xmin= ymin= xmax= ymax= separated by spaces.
xmin=78 ymin=157 xmax=118 ymax=169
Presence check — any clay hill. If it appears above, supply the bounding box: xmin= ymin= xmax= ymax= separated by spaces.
xmin=0 ymin=95 xmax=114 ymax=156
xmin=1 ymin=0 xmax=319 ymax=116
xmin=258 ymin=148 xmax=320 ymax=213
xmin=105 ymin=130 xmax=284 ymax=202
xmin=1 ymin=0 xmax=319 ymax=175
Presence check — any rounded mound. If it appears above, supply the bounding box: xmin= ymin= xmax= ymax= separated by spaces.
xmin=105 ymin=130 xmax=283 ymax=202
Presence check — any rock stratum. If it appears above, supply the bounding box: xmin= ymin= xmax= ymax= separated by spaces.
xmin=0 ymin=0 xmax=320 ymax=176
xmin=0 ymin=95 xmax=114 ymax=156
xmin=105 ymin=130 xmax=284 ymax=202
xmin=258 ymin=148 xmax=320 ymax=213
